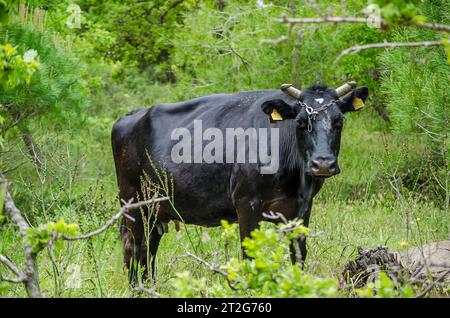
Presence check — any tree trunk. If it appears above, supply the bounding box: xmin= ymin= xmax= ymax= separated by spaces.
xmin=18 ymin=125 xmax=43 ymax=169
xmin=6 ymin=107 xmax=43 ymax=170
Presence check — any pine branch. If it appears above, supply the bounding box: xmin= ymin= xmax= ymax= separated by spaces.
xmin=160 ymin=0 xmax=185 ymax=24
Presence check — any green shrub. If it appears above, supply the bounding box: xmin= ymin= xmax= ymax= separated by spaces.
xmin=170 ymin=219 xmax=339 ymax=298
xmin=356 ymin=272 xmax=414 ymax=298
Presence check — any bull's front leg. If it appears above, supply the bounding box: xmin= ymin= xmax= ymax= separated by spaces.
xmin=236 ymin=199 xmax=262 ymax=260
xmin=289 ymin=199 xmax=313 ymax=266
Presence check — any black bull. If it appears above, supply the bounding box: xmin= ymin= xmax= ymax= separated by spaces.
xmin=111 ymin=84 xmax=369 ymax=283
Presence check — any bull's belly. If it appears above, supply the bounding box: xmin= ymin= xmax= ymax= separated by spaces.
xmin=167 ymin=198 xmax=237 ymax=227
xmin=160 ymin=163 xmax=237 ymax=226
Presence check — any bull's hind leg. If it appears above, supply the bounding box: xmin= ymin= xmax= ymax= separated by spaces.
xmin=121 ymin=214 xmax=144 ymax=286
xmin=139 ymin=227 xmax=163 ymax=282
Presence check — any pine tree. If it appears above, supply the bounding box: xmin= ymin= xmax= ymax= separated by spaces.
xmin=0 ymin=4 xmax=88 ymax=168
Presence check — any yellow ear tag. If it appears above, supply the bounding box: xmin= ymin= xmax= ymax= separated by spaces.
xmin=270 ymin=109 xmax=283 ymax=122
xmin=352 ymin=97 xmax=364 ymax=110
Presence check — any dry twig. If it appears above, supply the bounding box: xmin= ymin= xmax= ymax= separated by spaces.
xmin=63 ymin=197 xmax=168 ymax=241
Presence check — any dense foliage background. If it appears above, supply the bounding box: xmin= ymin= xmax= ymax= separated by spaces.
xmin=0 ymin=0 xmax=448 ymax=297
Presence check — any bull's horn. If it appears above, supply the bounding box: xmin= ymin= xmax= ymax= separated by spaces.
xmin=281 ymin=84 xmax=302 ymax=99
xmin=335 ymin=81 xmax=357 ymax=97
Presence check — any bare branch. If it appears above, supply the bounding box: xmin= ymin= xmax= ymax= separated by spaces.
xmin=1 ymin=275 xmax=25 ymax=283
xmin=278 ymin=15 xmax=369 ymax=25
xmin=262 ymin=211 xmax=288 ymax=223
xmin=278 ymin=16 xmax=450 ymax=34
xmin=1 ymin=173 xmax=42 ymax=298
xmin=335 ymin=40 xmax=443 ymax=63
xmin=260 ymin=35 xmax=290 ymax=45
xmin=1 ymin=172 xmax=169 ymax=297
xmin=183 ymin=250 xmax=229 ymax=277
xmin=63 ymin=197 xmax=169 ymax=241
xmin=228 ymin=46 xmax=252 ymax=70
xmin=133 ymin=284 xmax=161 ymax=298
xmin=416 ymin=270 xmax=450 ymax=298
xmin=0 ymin=254 xmax=25 ymax=282
xmin=411 ymin=21 xmax=450 ymax=33
xmin=2 ymin=189 xmax=31 ymax=237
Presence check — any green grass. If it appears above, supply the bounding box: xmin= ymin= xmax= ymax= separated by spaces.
xmin=0 ymin=83 xmax=448 ymax=298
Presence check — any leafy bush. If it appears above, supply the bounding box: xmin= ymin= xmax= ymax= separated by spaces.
xmin=26 ymin=219 xmax=79 ymax=253
xmin=0 ymin=43 xmax=39 ymax=90
xmin=170 ymin=219 xmax=339 ymax=298
xmin=356 ymin=272 xmax=414 ymax=298
xmin=77 ymin=0 xmax=199 ymax=73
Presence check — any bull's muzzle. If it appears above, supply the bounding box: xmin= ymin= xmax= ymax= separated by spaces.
xmin=310 ymin=157 xmax=340 ymax=177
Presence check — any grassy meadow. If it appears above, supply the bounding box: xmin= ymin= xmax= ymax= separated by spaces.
xmin=0 ymin=0 xmax=449 ymax=298
xmin=1 ymin=82 xmax=447 ymax=297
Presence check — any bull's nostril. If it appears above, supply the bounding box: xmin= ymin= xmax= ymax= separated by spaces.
xmin=310 ymin=158 xmax=338 ymax=176
xmin=328 ymin=160 xmax=337 ymax=169
xmin=311 ymin=160 xmax=321 ymax=171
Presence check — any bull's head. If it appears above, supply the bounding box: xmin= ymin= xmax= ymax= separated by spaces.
xmin=261 ymin=82 xmax=369 ymax=177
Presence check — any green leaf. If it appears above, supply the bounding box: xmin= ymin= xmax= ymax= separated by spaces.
xmin=412 ymin=15 xmax=426 ymax=23
xmin=55 ymin=219 xmax=65 ymax=233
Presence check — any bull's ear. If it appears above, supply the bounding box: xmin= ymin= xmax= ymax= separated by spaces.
xmin=261 ymin=99 xmax=296 ymax=123
xmin=338 ymin=86 xmax=369 ymax=113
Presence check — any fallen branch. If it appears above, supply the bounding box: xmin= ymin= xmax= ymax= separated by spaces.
xmin=416 ymin=269 xmax=450 ymax=298
xmin=334 ymin=40 xmax=443 ymax=63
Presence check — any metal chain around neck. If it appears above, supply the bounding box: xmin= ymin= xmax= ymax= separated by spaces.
xmin=297 ymin=100 xmax=337 ymax=132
